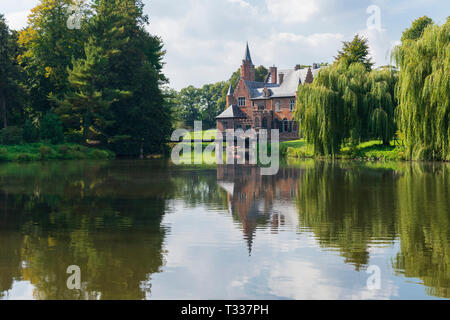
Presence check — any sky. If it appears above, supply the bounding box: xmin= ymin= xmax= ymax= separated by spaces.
xmin=1 ymin=0 xmax=449 ymax=90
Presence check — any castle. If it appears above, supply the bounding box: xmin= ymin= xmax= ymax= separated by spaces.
xmin=216 ymin=42 xmax=321 ymax=141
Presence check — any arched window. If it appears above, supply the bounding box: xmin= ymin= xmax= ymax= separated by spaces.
xmin=254 ymin=117 xmax=260 ymax=127
xmin=262 ymin=118 xmax=267 ymax=129
xmin=288 ymin=121 xmax=293 ymax=132
xmin=283 ymin=118 xmax=288 ymax=133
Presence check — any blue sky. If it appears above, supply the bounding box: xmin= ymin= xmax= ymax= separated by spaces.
xmin=2 ymin=0 xmax=449 ymax=90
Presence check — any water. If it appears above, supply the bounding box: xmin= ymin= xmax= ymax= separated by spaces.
xmin=0 ymin=160 xmax=448 ymax=300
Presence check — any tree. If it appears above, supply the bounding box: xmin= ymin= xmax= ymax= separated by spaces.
xmin=255 ymin=65 xmax=269 ymax=82
xmin=199 ymin=82 xmax=227 ymax=129
xmin=295 ymin=59 xmax=397 ymax=155
xmin=0 ymin=15 xmax=25 ymax=129
xmin=56 ymin=39 xmax=128 ymax=142
xmin=335 ymin=34 xmax=374 ymax=71
xmin=393 ymin=17 xmax=449 ymax=160
xmin=40 ymin=112 xmax=64 ymax=144
xmin=86 ymin=0 xmax=172 ymax=156
xmin=401 ymin=16 xmax=433 ymax=41
xmin=18 ymin=0 xmax=88 ymax=115
xmin=176 ymin=86 xmax=202 ymax=128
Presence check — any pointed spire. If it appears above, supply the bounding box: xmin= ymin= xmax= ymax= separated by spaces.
xmin=243 ymin=41 xmax=253 ymax=66
xmin=227 ymin=83 xmax=234 ymax=96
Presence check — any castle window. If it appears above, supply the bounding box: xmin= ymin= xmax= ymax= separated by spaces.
xmin=262 ymin=118 xmax=267 ymax=129
xmin=289 ymin=99 xmax=295 ymax=111
xmin=238 ymin=97 xmax=246 ymax=106
xmin=283 ymin=118 xmax=288 ymax=132
xmin=275 ymin=101 xmax=281 ymax=112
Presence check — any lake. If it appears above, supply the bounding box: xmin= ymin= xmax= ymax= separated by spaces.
xmin=0 ymin=160 xmax=448 ymax=300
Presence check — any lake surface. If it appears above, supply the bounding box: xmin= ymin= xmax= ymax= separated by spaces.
xmin=0 ymin=160 xmax=448 ymax=300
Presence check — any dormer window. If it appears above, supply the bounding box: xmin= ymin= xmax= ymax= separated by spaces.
xmin=238 ymin=97 xmax=246 ymax=106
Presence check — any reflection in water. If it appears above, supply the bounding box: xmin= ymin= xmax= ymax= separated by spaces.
xmin=217 ymin=166 xmax=299 ymax=255
xmin=0 ymin=160 xmax=448 ymax=299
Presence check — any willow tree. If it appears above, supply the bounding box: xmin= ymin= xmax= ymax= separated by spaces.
xmin=393 ymin=18 xmax=449 ymax=160
xmin=295 ymin=60 xmax=397 ymax=156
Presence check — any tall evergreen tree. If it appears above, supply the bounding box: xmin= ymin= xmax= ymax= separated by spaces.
xmin=0 ymin=15 xmax=25 ymax=128
xmin=335 ymin=34 xmax=374 ymax=71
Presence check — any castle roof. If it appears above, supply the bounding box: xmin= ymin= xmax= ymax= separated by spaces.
xmin=246 ymin=67 xmax=321 ymax=99
xmin=243 ymin=42 xmax=254 ymax=66
xmin=227 ymin=83 xmax=234 ymax=96
xmin=216 ymin=105 xmax=247 ymax=119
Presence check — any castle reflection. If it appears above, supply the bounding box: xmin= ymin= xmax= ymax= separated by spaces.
xmin=217 ymin=165 xmax=300 ymax=254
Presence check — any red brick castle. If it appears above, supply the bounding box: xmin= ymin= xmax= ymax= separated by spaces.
xmin=216 ymin=42 xmax=321 ymax=141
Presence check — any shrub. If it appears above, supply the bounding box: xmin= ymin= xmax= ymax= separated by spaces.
xmin=58 ymin=145 xmax=70 ymax=155
xmin=0 ymin=148 xmax=8 ymax=161
xmin=40 ymin=113 xmax=64 ymax=144
xmin=65 ymin=130 xmax=85 ymax=144
xmin=23 ymin=120 xmax=39 ymax=143
xmin=39 ymin=146 xmax=51 ymax=160
xmin=0 ymin=126 xmax=23 ymax=145
xmin=90 ymin=149 xmax=110 ymax=159
xmin=16 ymin=153 xmax=33 ymax=162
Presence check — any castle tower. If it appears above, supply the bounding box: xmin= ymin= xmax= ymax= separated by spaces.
xmin=226 ymin=84 xmax=235 ymax=106
xmin=241 ymin=42 xmax=255 ymax=81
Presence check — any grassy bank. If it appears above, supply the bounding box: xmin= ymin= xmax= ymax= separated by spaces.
xmin=282 ymin=139 xmax=406 ymax=161
xmin=0 ymin=143 xmax=115 ymax=162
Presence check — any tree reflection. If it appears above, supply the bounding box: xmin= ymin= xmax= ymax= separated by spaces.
xmin=0 ymin=161 xmax=171 ymax=299
xmin=394 ymin=163 xmax=449 ymax=298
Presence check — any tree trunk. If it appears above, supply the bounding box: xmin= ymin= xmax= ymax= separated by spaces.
xmin=0 ymin=89 xmax=7 ymax=129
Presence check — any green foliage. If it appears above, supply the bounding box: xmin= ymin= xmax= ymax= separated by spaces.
xmin=0 ymin=142 xmax=114 ymax=161
xmin=40 ymin=112 xmax=64 ymax=144
xmin=401 ymin=16 xmax=433 ymax=41
xmin=176 ymin=86 xmax=202 ymax=128
xmin=0 ymin=15 xmax=25 ymax=129
xmin=335 ymin=34 xmax=374 ymax=71
xmin=23 ymin=119 xmax=39 ymax=143
xmin=18 ymin=0 xmax=88 ymax=114
xmin=295 ymin=59 xmax=397 ymax=156
xmin=0 ymin=126 xmax=23 ymax=145
xmin=393 ymin=17 xmax=449 ymax=160
xmin=255 ymin=65 xmax=269 ymax=82
xmin=39 ymin=145 xmax=51 ymax=160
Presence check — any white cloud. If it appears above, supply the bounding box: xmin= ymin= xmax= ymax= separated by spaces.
xmin=4 ymin=10 xmax=30 ymax=30
xmin=227 ymin=0 xmax=251 ymax=8
xmin=266 ymin=0 xmax=320 ymax=23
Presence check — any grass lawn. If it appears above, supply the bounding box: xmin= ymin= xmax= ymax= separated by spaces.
xmin=284 ymin=139 xmax=406 ymax=161
xmin=0 ymin=143 xmax=115 ymax=162
xmin=183 ymin=129 xmax=217 ymax=140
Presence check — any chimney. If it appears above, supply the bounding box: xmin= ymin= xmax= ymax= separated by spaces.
xmin=295 ymin=64 xmax=301 ymax=71
xmin=278 ymin=73 xmax=284 ymax=85
xmin=269 ymin=66 xmax=277 ymax=84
